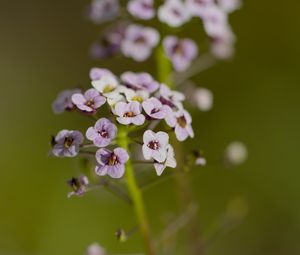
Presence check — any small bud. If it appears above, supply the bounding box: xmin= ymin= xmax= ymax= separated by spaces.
xmin=195 ymin=156 xmax=207 ymax=167
xmin=191 ymin=150 xmax=206 ymax=167
xmin=86 ymin=243 xmax=106 ymax=255
xmin=67 ymin=176 xmax=89 ymax=198
xmin=115 ymin=228 xmax=127 ymax=242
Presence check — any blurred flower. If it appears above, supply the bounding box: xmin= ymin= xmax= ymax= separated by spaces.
xmin=86 ymin=118 xmax=117 ymax=147
xmin=158 ymin=84 xmax=185 ymax=109
xmin=92 ymin=75 xmax=119 ymax=97
xmin=202 ymin=4 xmax=229 ymax=38
xmin=85 ymin=243 xmax=106 ymax=255
xmin=142 ymin=97 xmax=172 ymax=119
xmin=211 ymin=28 xmax=236 ymax=59
xmin=224 ymin=141 xmax=248 ymax=166
xmin=158 ymin=0 xmax=191 ymax=27
xmin=194 ymin=87 xmax=214 ymax=111
xmin=163 ymin=36 xmax=198 ymax=72
xmin=121 ymin=24 xmax=160 ymax=61
xmin=127 ymin=0 xmax=155 ymax=20
xmin=90 ymin=68 xmax=115 ymax=81
xmin=52 ymin=89 xmax=81 ymax=114
xmin=166 ymin=109 xmax=194 ymax=141
xmin=186 ymin=0 xmax=214 ymax=17
xmin=142 ymin=130 xmax=169 ymax=163
xmin=72 ymin=89 xmax=106 ymax=113
xmin=124 ymin=88 xmax=150 ymax=103
xmin=114 ymin=101 xmax=145 ymax=125
xmin=95 ymin=148 xmax=129 ymax=178
xmin=90 ymin=22 xmax=128 ymax=60
xmin=121 ymin=71 xmax=159 ymax=93
xmin=154 ymin=144 xmax=176 ymax=176
xmin=67 ymin=176 xmax=89 ymax=198
xmin=217 ymin=0 xmax=242 ymax=13
xmin=88 ymin=0 xmax=119 ymax=24
xmin=89 ymin=41 xmax=118 ymax=60
xmin=52 ymin=130 xmax=84 ymax=157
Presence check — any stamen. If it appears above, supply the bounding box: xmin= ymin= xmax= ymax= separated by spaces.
xmin=148 ymin=140 xmax=160 ymax=150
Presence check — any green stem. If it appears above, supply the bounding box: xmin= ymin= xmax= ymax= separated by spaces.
xmin=118 ymin=126 xmax=156 ymax=255
xmin=155 ymin=45 xmax=204 ymax=254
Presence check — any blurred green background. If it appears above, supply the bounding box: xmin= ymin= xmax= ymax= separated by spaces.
xmin=1 ymin=0 xmax=300 ymax=254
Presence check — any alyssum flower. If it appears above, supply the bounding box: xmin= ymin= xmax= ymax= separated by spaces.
xmin=52 ymin=89 xmax=81 ymax=114
xmin=52 ymin=130 xmax=84 ymax=157
xmin=86 ymin=118 xmax=117 ymax=147
xmin=51 ymin=68 xmax=194 ymax=181
xmin=121 ymin=24 xmax=159 ymax=62
xmin=163 ymin=36 xmax=198 ymax=72
xmin=95 ymin=147 xmax=129 ymax=178
xmin=72 ymin=88 xmax=106 ymax=113
xmin=127 ymin=0 xmax=155 ymax=20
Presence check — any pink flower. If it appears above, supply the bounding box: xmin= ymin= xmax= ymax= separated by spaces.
xmin=142 ymin=130 xmax=169 ymax=163
xmin=114 ymin=101 xmax=145 ymax=125
xmin=158 ymin=0 xmax=191 ymax=27
xmin=166 ymin=110 xmax=194 ymax=141
xmin=163 ymin=36 xmax=198 ymax=72
xmin=121 ymin=24 xmax=160 ymax=61
xmin=72 ymin=89 xmax=106 ymax=113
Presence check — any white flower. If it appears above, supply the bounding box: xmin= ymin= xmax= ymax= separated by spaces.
xmin=142 ymin=130 xmax=169 ymax=163
xmin=124 ymin=88 xmax=150 ymax=103
xmin=92 ymin=75 xmax=119 ymax=96
xmin=158 ymin=0 xmax=191 ymax=27
xmin=154 ymin=144 xmax=177 ymax=176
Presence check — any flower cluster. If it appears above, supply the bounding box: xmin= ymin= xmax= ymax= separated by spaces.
xmin=88 ymin=0 xmax=241 ymax=68
xmin=51 ymin=68 xmax=195 ymax=179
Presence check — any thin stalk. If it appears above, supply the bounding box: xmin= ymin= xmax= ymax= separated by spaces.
xmin=155 ymin=45 xmax=204 ymax=254
xmin=118 ymin=126 xmax=156 ymax=255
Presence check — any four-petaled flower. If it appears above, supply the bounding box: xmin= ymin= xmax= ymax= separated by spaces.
xmin=86 ymin=118 xmax=117 ymax=147
xmin=72 ymin=89 xmax=106 ymax=113
xmin=158 ymin=0 xmax=191 ymax=27
xmin=52 ymin=130 xmax=84 ymax=157
xmin=163 ymin=36 xmax=198 ymax=72
xmin=127 ymin=0 xmax=155 ymax=20
xmin=158 ymin=84 xmax=185 ymax=109
xmin=115 ymin=101 xmax=145 ymax=125
xmin=166 ymin=110 xmax=194 ymax=141
xmin=52 ymin=89 xmax=81 ymax=114
xmin=90 ymin=68 xmax=116 ymax=81
xmin=67 ymin=176 xmax=89 ymax=198
xmin=142 ymin=130 xmax=169 ymax=163
xmin=121 ymin=72 xmax=159 ymax=93
xmin=142 ymin=97 xmax=172 ymax=119
xmin=121 ymin=24 xmax=159 ymax=61
xmin=95 ymin=148 xmax=129 ymax=178
xmin=154 ymin=144 xmax=177 ymax=176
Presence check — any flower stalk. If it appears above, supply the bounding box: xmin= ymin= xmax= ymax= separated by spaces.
xmin=117 ymin=126 xmax=156 ymax=255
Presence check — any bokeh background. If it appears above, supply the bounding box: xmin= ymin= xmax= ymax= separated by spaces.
xmin=1 ymin=0 xmax=300 ymax=254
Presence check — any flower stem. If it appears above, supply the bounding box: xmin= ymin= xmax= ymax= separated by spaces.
xmin=118 ymin=126 xmax=156 ymax=255
xmin=155 ymin=44 xmax=204 ymax=254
